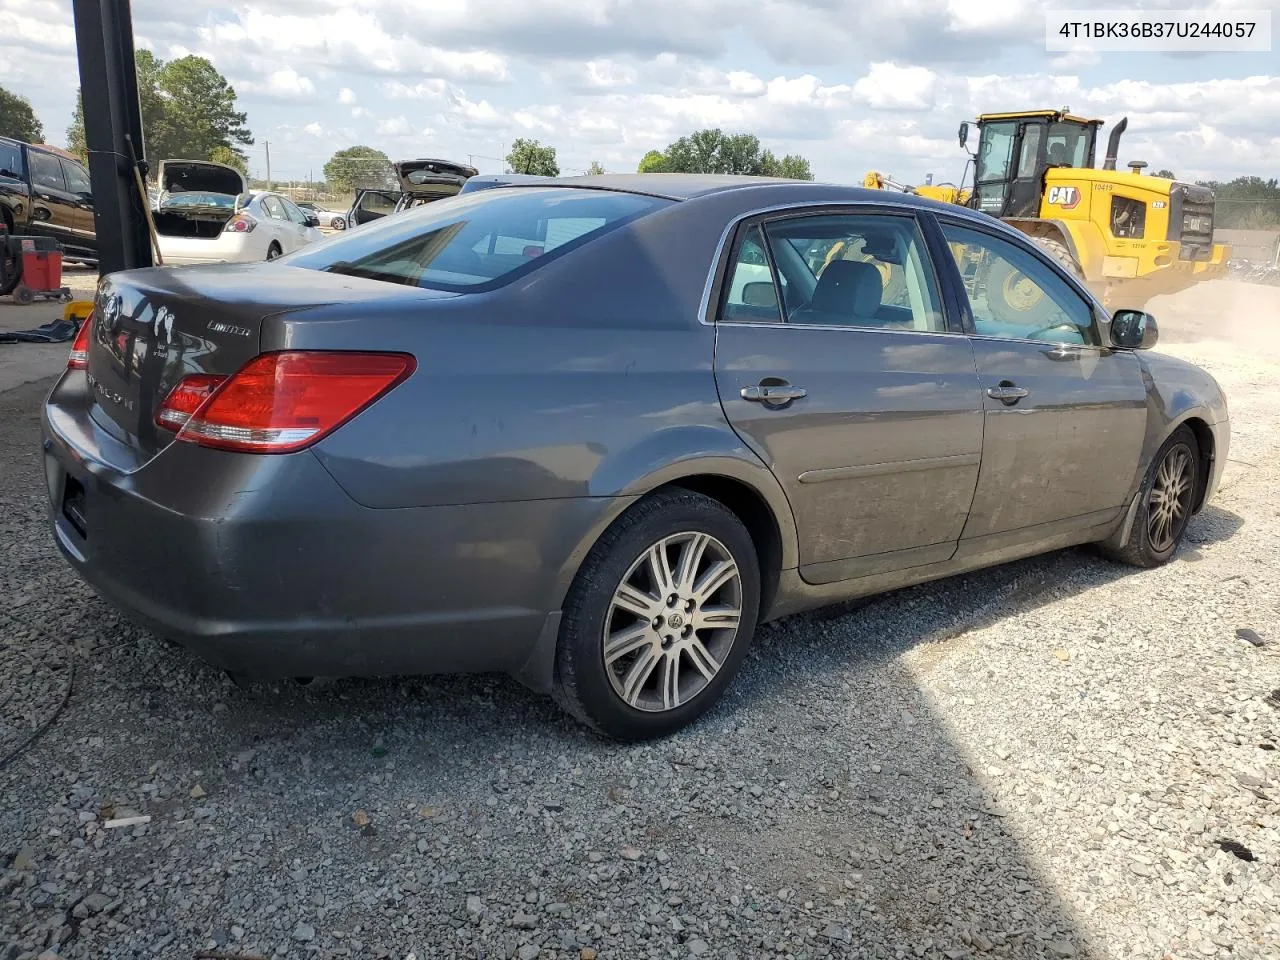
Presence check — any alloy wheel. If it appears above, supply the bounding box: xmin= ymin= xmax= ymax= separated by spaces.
xmin=603 ymin=532 xmax=743 ymax=713
xmin=1147 ymin=442 xmax=1194 ymax=552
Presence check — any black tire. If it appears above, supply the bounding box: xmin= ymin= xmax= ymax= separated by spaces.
xmin=552 ymin=489 xmax=761 ymax=741
xmin=266 ymin=242 xmax=282 ymax=261
xmin=1101 ymin=425 xmax=1201 ymax=568
xmin=1032 ymin=235 xmax=1086 ymax=283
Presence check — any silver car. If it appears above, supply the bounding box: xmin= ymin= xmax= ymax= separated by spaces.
xmin=41 ymin=175 xmax=1229 ymax=741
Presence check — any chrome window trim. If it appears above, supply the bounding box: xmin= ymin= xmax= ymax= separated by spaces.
xmin=698 ymin=200 xmax=967 ymax=337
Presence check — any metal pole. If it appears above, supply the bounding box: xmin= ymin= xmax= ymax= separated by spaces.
xmin=72 ymin=0 xmax=153 ymax=276
xmin=265 ymin=141 xmax=271 ymax=190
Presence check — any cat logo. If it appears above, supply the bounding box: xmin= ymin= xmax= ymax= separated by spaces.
xmin=1047 ymin=186 xmax=1080 ymax=210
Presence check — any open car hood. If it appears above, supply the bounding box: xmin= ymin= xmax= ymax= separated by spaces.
xmin=157 ymin=159 xmax=247 ymax=198
xmin=394 ymin=158 xmax=478 ymax=198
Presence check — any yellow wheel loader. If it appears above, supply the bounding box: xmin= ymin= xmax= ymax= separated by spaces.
xmin=863 ymin=110 xmax=1230 ymax=315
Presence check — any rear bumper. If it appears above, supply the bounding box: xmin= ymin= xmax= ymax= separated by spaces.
xmin=156 ymin=231 xmax=267 ymax=265
xmin=40 ymin=374 xmax=616 ymax=683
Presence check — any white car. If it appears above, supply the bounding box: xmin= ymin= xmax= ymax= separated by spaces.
xmin=151 ymin=160 xmax=324 ymax=265
xmin=295 ymin=201 xmax=349 ymax=230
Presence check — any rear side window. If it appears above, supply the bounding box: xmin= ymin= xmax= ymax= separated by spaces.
xmin=0 ymin=142 xmax=23 ymax=180
xmin=288 ymin=187 xmax=669 ymax=291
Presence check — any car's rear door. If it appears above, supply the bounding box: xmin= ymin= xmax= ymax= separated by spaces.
xmin=57 ymin=157 xmax=96 ymax=252
xmin=712 ymin=206 xmax=986 ymax=585
xmin=932 ymin=216 xmax=1148 ymax=541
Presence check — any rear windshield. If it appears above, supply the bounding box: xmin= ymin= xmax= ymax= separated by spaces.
xmin=286 ymin=187 xmax=670 ymax=291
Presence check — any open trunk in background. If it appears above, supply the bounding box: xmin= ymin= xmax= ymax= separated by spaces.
xmin=152 ymin=159 xmax=248 ymax=238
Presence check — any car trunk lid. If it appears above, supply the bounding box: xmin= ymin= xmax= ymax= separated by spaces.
xmin=395 ymin=159 xmax=478 ymax=199
xmin=157 ymin=159 xmax=247 ymax=198
xmin=83 ymin=262 xmax=453 ymax=459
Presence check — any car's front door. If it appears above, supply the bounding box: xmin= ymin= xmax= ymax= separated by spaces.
xmin=57 ymin=157 xmax=96 ymax=253
xmin=350 ymin=189 xmax=400 ymax=227
xmin=25 ymin=148 xmax=77 ymax=247
xmin=935 ymin=218 xmax=1149 ymax=541
xmin=712 ymin=208 xmax=986 ymax=585
xmin=279 ymin=197 xmax=316 ymax=251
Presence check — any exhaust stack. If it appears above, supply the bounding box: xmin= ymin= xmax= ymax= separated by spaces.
xmin=1103 ymin=116 xmax=1128 ymax=170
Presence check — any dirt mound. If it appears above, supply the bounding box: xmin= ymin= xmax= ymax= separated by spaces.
xmin=1145 ymin=279 xmax=1280 ymax=357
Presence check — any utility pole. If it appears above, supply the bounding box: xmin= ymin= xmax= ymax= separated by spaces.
xmin=265 ymin=141 xmax=271 ymax=190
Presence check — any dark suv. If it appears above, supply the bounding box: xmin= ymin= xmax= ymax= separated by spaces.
xmin=0 ymin=137 xmax=98 ymax=291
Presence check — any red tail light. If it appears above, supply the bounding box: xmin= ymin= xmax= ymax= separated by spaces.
xmin=154 ymin=374 xmax=226 ymax=431
xmin=223 ymin=213 xmax=257 ymax=233
xmin=158 ymin=352 xmax=415 ymax=454
xmin=67 ymin=311 xmax=94 ymax=370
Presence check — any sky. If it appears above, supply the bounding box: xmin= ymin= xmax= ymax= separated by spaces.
xmin=2 ymin=0 xmax=1278 ymax=186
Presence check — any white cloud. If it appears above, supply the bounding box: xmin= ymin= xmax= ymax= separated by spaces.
xmin=853 ymin=63 xmax=939 ymax=111
xmin=338 ymin=88 xmax=358 ymax=105
xmin=304 ymin=122 xmax=325 ymax=136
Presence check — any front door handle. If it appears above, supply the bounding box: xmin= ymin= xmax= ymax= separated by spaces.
xmin=741 ymin=383 xmax=807 ymax=403
xmin=987 ymin=382 xmax=1030 ymax=405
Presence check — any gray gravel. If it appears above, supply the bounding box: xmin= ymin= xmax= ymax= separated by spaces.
xmin=2 ymin=291 xmax=1278 ymax=960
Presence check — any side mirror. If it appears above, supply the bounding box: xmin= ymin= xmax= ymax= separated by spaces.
xmin=1110 ymin=309 xmax=1158 ymax=349
xmin=958 ymin=121 xmax=969 ymax=149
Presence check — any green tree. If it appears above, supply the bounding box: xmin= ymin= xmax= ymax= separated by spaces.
xmin=1154 ymin=168 xmax=1176 ymax=180
xmin=66 ymin=92 xmax=87 ymax=162
xmin=640 ymin=128 xmax=813 ymax=180
xmin=209 ymin=145 xmax=247 ymax=175
xmin=586 ymin=160 xmax=606 ymax=175
xmin=157 ymin=56 xmax=253 ymax=162
xmin=66 ymin=51 xmax=249 ymax=176
xmin=637 ymin=150 xmax=667 ymax=173
xmin=0 ymin=86 xmax=44 ymax=143
xmin=506 ymin=138 xmax=560 ymax=176
xmin=323 ymin=145 xmax=394 ymax=194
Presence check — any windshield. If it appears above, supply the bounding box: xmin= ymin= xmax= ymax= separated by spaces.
xmin=287 ymin=187 xmax=670 ymax=291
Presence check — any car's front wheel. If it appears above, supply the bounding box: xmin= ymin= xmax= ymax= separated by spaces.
xmin=553 ymin=489 xmax=760 ymax=741
xmin=1102 ymin=425 xmax=1201 ymax=567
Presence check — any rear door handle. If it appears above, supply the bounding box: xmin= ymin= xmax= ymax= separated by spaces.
xmin=986 ymin=382 xmax=1030 ymax=404
xmin=741 ymin=384 xmax=807 ymax=403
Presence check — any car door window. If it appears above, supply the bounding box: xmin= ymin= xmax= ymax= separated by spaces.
xmin=941 ymin=223 xmax=1098 ymax=345
xmin=281 ymin=199 xmax=308 ymax=225
xmin=0 ymin=141 xmax=24 ymax=179
xmin=60 ymin=159 xmax=91 ymax=195
xmin=262 ymin=196 xmax=288 ymax=220
xmin=29 ymin=151 xmax=66 ymax=191
xmin=718 ymin=225 xmax=784 ymax=324
xmin=757 ymin=213 xmax=944 ymax=331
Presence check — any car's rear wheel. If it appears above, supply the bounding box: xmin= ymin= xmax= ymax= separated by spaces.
xmin=331 ymin=217 xmax=346 ymax=230
xmin=553 ymin=489 xmax=760 ymax=741
xmin=266 ymin=242 xmax=282 ymax=260
xmin=1102 ymin=425 xmax=1200 ymax=567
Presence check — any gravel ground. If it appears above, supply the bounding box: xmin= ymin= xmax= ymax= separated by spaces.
xmin=1 ymin=281 xmax=1277 ymax=960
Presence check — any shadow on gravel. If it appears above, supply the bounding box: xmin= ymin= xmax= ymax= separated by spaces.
xmin=0 ymin=376 xmax=1245 ymax=960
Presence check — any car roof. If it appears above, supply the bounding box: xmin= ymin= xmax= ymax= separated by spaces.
xmin=506 ymin=173 xmax=1000 ymax=225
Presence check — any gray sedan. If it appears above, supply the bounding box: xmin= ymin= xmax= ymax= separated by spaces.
xmin=41 ymin=175 xmax=1229 ymax=740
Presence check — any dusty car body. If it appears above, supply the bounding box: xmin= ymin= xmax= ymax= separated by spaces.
xmin=41 ymin=175 xmax=1229 ymax=740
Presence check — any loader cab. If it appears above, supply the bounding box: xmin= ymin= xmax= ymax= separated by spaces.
xmin=965 ymin=111 xmax=1102 ymax=219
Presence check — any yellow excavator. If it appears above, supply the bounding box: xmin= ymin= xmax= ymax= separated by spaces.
xmin=861 ymin=109 xmax=1230 ymax=314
